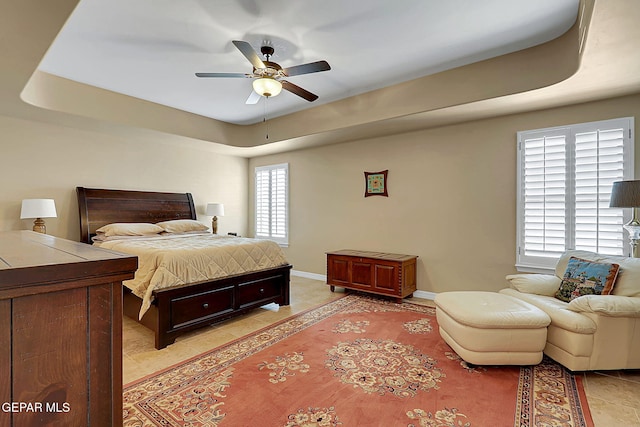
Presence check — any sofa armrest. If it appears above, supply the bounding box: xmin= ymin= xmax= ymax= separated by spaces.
xmin=567 ymin=295 xmax=640 ymax=317
xmin=505 ymin=274 xmax=561 ymax=296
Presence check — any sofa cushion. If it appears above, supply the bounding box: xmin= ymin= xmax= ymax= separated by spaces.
xmin=499 ymin=288 xmax=597 ymax=334
xmin=555 ymin=250 xmax=640 ymax=297
xmin=555 ymin=257 xmax=620 ymax=302
xmin=613 ymin=257 xmax=640 ymax=297
xmin=505 ymin=274 xmax=561 ymax=296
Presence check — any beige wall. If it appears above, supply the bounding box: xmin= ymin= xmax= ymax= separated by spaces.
xmin=0 ymin=115 xmax=248 ymax=241
xmin=249 ymin=93 xmax=640 ymax=294
xmin=2 ymin=89 xmax=637 ymax=295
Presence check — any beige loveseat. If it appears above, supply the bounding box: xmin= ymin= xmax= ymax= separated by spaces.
xmin=500 ymin=250 xmax=640 ymax=371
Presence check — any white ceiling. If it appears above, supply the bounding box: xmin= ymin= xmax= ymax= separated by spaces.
xmin=38 ymin=0 xmax=579 ymax=126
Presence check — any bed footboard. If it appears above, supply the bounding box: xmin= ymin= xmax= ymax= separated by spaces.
xmin=124 ymin=265 xmax=292 ymax=349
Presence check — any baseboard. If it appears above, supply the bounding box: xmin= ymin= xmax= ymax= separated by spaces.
xmin=291 ymin=270 xmax=436 ymax=301
xmin=413 ymin=290 xmax=436 ymax=301
xmin=291 ymin=270 xmax=327 ymax=281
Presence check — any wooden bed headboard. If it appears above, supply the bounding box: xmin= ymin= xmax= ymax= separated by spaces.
xmin=76 ymin=187 xmax=197 ymax=244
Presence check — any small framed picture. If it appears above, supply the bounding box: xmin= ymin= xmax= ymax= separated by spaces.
xmin=364 ymin=170 xmax=388 ymax=197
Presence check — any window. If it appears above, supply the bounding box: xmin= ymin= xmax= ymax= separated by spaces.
xmin=255 ymin=163 xmax=289 ymax=246
xmin=517 ymin=117 xmax=634 ymax=271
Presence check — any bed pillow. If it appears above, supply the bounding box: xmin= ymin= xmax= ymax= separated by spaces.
xmin=156 ymin=219 xmax=209 ymax=233
xmin=92 ymin=234 xmax=165 ymax=242
xmin=554 ymin=257 xmax=620 ymax=302
xmin=505 ymin=274 xmax=562 ymax=296
xmin=95 ymin=222 xmax=164 ymax=237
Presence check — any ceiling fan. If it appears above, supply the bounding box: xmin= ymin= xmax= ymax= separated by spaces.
xmin=196 ymin=40 xmax=331 ymax=104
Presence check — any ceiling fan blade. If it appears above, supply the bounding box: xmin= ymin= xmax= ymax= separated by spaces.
xmin=245 ymin=90 xmax=261 ymax=104
xmin=232 ymin=40 xmax=265 ymax=69
xmin=283 ymin=60 xmax=331 ymax=77
xmin=195 ymin=72 xmax=253 ymax=78
xmin=281 ymin=80 xmax=319 ymax=102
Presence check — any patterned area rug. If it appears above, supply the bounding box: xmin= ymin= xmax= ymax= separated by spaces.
xmin=123 ymin=294 xmax=593 ymax=426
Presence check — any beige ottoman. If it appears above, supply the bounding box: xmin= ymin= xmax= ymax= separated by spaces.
xmin=434 ymin=291 xmax=551 ymax=365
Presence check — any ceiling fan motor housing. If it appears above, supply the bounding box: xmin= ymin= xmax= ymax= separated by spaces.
xmin=260 ymin=45 xmax=275 ymax=59
xmin=254 ymin=61 xmax=284 ymax=79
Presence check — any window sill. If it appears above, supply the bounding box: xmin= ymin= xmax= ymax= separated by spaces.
xmin=515 ymin=263 xmax=555 ymax=275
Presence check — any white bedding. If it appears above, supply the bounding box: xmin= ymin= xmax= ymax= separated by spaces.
xmin=95 ymin=233 xmax=289 ymax=319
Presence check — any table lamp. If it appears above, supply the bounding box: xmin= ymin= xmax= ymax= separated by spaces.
xmin=609 ymin=180 xmax=640 ymax=257
xmin=20 ymin=198 xmax=57 ymax=234
xmin=205 ymin=203 xmax=224 ymax=234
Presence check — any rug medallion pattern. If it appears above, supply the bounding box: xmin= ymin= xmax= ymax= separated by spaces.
xmin=325 ymin=338 xmax=444 ymax=398
xmin=123 ymin=294 xmax=592 ymax=426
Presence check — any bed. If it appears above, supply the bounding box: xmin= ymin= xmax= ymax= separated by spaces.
xmin=76 ymin=187 xmax=292 ymax=349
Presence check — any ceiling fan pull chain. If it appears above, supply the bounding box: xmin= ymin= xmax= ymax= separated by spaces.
xmin=264 ymin=97 xmax=269 ymax=140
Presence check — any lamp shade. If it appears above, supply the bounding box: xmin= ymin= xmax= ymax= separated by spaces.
xmin=252 ymin=78 xmax=282 ymax=97
xmin=609 ymin=180 xmax=640 ymax=208
xmin=206 ymin=203 xmax=224 ymax=216
xmin=20 ymin=199 xmax=57 ymax=219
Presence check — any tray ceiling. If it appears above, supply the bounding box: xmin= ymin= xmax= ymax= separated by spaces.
xmin=38 ymin=0 xmax=579 ymax=125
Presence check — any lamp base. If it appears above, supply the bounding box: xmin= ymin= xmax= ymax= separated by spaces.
xmin=32 ymin=218 xmax=46 ymax=234
xmin=212 ymin=216 xmax=218 ymax=234
xmin=630 ymin=238 xmax=640 ymax=258
xmin=623 ymin=219 xmax=640 ymax=258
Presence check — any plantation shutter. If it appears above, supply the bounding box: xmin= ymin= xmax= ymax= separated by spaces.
xmin=255 ymin=163 xmax=288 ymax=245
xmin=517 ymin=118 xmax=633 ymax=271
xmin=573 ymin=126 xmax=626 ymax=255
xmin=255 ymin=168 xmax=271 ymax=237
xmin=520 ymin=129 xmax=569 ymax=262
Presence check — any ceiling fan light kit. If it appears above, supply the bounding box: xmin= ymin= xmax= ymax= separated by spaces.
xmin=253 ymin=77 xmax=282 ymax=97
xmin=196 ymin=40 xmax=330 ymax=103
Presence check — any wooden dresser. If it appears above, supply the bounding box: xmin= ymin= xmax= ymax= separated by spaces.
xmin=0 ymin=231 xmax=137 ymax=427
xmin=326 ymin=249 xmax=418 ymax=302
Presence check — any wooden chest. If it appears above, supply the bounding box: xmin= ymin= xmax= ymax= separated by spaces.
xmin=326 ymin=250 xmax=418 ymax=302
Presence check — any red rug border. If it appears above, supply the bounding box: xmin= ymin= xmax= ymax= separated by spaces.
xmin=574 ymin=374 xmax=595 ymax=426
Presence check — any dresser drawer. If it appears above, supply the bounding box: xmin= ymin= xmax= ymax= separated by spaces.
xmin=170 ymin=285 xmax=234 ymax=328
xmin=237 ymin=277 xmax=282 ymax=308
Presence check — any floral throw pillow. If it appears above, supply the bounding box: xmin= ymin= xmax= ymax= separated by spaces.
xmin=555 ymin=257 xmax=620 ymax=302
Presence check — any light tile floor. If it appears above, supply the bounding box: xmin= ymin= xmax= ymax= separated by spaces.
xmin=123 ymin=276 xmax=640 ymax=426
